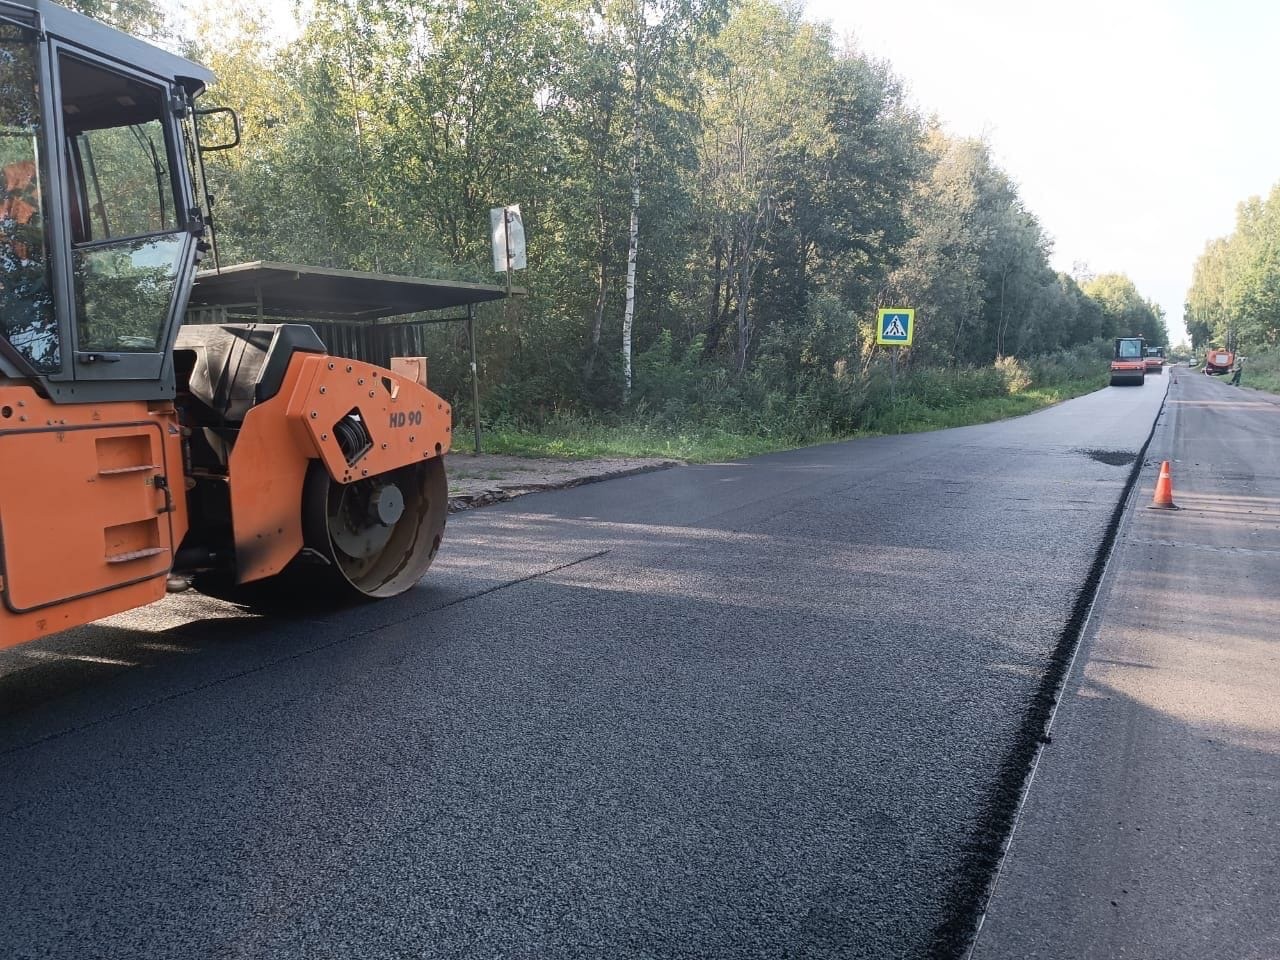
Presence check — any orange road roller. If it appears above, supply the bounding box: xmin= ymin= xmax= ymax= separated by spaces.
xmin=1143 ymin=345 xmax=1165 ymax=375
xmin=0 ymin=0 xmax=455 ymax=649
xmin=1109 ymin=337 xmax=1146 ymax=387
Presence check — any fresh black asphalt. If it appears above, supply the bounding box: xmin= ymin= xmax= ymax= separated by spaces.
xmin=0 ymin=380 xmax=1165 ymax=959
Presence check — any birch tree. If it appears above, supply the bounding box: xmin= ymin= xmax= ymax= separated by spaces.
xmin=603 ymin=0 xmax=723 ymax=400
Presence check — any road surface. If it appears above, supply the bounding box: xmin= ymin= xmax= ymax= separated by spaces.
xmin=972 ymin=369 xmax=1280 ymax=959
xmin=1 ymin=380 xmax=1166 ymax=959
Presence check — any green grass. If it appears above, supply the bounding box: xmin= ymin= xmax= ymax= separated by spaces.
xmin=453 ymin=372 xmax=1108 ymax=463
xmin=865 ymin=374 xmax=1107 ymax=436
xmin=1238 ymin=349 xmax=1280 ymax=394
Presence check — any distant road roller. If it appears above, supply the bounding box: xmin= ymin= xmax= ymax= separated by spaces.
xmin=1109 ymin=337 xmax=1147 ymax=387
xmin=0 ymin=0 xmax=455 ymax=649
xmin=1143 ymin=345 xmax=1165 ymax=375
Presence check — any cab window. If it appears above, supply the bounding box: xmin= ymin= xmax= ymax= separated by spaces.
xmin=0 ymin=24 xmax=57 ymax=371
xmin=61 ymin=55 xmax=184 ymax=354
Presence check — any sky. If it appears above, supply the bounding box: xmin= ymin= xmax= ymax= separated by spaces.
xmin=803 ymin=0 xmax=1280 ymax=343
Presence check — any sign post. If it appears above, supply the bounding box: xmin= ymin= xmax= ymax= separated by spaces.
xmin=876 ymin=308 xmax=915 ymax=401
xmin=504 ymin=209 xmax=512 ymax=298
xmin=476 ymin=204 xmax=527 ymax=456
xmin=466 ymin=303 xmax=481 ymax=455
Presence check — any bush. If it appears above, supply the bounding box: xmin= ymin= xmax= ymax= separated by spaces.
xmin=1025 ymin=339 xmax=1112 ymax=386
xmin=995 ymin=355 xmax=1032 ymax=393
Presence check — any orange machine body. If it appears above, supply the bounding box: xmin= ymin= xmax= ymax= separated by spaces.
xmin=1109 ymin=358 xmax=1146 ymax=385
xmin=0 ymin=354 xmax=451 ymax=650
xmin=0 ymin=386 xmax=189 ymax=648
xmin=1110 ymin=359 xmax=1145 ymax=375
xmin=225 ymin=353 xmax=452 ymax=584
xmin=1204 ymin=349 xmax=1234 ymax=375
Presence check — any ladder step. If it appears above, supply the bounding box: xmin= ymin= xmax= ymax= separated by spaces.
xmin=98 ymin=464 xmax=160 ymax=476
xmin=105 ymin=547 xmax=168 ymax=564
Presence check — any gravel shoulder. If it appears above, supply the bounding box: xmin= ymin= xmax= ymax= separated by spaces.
xmin=447 ymin=452 xmax=681 ymax=510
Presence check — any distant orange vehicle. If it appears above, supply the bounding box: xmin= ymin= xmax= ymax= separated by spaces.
xmin=1144 ymin=346 xmax=1165 ymax=375
xmin=1110 ymin=337 xmax=1146 ymax=386
xmin=1204 ymin=348 xmax=1234 ymax=375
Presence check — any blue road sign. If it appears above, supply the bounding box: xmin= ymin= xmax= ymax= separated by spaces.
xmin=876 ymin=308 xmax=915 ymax=346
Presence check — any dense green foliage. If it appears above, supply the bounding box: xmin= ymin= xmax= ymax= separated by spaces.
xmin=1080 ymin=274 xmax=1167 ymax=348
xmin=1231 ymin=346 xmax=1280 ymax=394
xmin=1186 ymin=182 xmax=1280 ymax=352
xmin=68 ymin=0 xmax=1166 ymax=442
xmin=68 ymin=0 xmax=169 ymax=38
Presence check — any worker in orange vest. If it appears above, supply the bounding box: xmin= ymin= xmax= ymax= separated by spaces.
xmin=0 ymin=158 xmax=40 ymax=260
xmin=0 ymin=155 xmax=56 ymax=368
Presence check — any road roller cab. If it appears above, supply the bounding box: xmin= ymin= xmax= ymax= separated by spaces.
xmin=0 ymin=0 xmax=469 ymax=650
xmin=1110 ymin=337 xmax=1146 ymax=386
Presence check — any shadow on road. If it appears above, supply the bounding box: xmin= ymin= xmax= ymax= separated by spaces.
xmin=0 ymin=611 xmax=267 ymax=719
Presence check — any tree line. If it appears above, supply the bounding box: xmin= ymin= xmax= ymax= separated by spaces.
xmin=1186 ymin=181 xmax=1280 ymax=351
xmin=74 ymin=0 xmax=1168 ymax=430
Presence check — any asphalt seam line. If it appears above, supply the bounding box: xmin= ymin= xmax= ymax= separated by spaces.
xmin=955 ymin=379 xmax=1171 ymax=959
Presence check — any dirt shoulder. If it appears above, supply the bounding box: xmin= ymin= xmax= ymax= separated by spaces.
xmin=446 ymin=453 xmax=681 ymax=511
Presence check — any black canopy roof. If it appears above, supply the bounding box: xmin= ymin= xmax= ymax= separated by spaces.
xmin=190 ymin=261 xmax=519 ymax=322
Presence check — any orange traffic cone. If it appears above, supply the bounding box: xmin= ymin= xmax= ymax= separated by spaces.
xmin=1150 ymin=460 xmax=1178 ymax=509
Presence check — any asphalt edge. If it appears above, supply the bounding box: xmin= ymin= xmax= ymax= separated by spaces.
xmin=447 ymin=459 xmax=681 ymax=512
xmin=932 ymin=378 xmax=1172 ymax=958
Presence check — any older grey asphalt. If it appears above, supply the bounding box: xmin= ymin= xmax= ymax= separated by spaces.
xmin=971 ymin=370 xmax=1280 ymax=960
xmin=0 ymin=380 xmax=1166 ymax=960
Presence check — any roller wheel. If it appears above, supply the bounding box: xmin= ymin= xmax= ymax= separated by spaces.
xmin=302 ymin=456 xmax=448 ymax=599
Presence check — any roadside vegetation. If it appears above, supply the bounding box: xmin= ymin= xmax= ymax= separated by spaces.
xmin=1236 ymin=348 xmax=1280 ymax=394
xmin=1187 ymin=181 xmax=1280 ymax=358
xmin=73 ymin=0 xmax=1165 ymax=457
xmin=455 ymin=342 xmax=1110 ymax=461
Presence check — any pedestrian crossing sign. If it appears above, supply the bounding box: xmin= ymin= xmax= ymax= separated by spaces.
xmin=877 ymin=308 xmax=914 ymax=346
